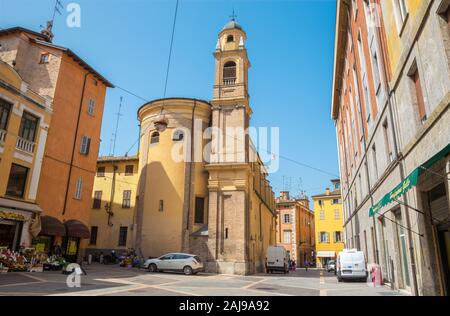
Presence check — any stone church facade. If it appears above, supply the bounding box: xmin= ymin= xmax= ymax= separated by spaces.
xmin=134 ymin=19 xmax=277 ymax=275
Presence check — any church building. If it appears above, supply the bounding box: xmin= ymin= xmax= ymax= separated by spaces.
xmin=134 ymin=18 xmax=277 ymax=275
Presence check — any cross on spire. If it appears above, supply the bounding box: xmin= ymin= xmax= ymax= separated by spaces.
xmin=229 ymin=8 xmax=237 ymax=21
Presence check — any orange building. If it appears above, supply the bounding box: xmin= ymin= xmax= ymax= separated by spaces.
xmin=0 ymin=26 xmax=113 ymax=261
xmin=276 ymin=191 xmax=315 ymax=267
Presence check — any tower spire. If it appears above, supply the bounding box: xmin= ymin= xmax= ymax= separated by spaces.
xmin=230 ymin=8 xmax=237 ymax=21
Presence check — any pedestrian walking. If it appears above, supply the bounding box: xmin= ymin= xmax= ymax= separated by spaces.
xmin=305 ymin=260 xmax=309 ymax=272
xmin=292 ymin=260 xmax=296 ymax=271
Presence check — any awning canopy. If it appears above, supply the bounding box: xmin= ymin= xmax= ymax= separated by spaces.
xmin=40 ymin=216 xmax=66 ymax=237
xmin=317 ymin=251 xmax=336 ymax=258
xmin=0 ymin=197 xmax=42 ymax=213
xmin=65 ymin=220 xmax=90 ymax=239
xmin=370 ymin=143 xmax=450 ymax=217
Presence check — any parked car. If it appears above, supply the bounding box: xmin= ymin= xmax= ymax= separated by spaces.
xmin=265 ymin=246 xmax=289 ymax=274
xmin=327 ymin=260 xmax=336 ymax=273
xmin=143 ymin=253 xmax=204 ymax=275
xmin=336 ymin=249 xmax=368 ymax=282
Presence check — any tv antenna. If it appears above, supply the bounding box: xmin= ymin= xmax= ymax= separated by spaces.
xmin=110 ymin=96 xmax=124 ymax=157
xmin=40 ymin=0 xmax=63 ymax=42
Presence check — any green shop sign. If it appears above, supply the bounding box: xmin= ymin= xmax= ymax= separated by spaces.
xmin=369 ymin=143 xmax=450 ymax=218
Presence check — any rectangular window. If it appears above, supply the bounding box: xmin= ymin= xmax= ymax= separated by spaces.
xmin=40 ymin=53 xmax=49 ymax=64
xmin=372 ymin=144 xmax=378 ymax=179
xmin=410 ymin=69 xmax=427 ymax=121
xmin=125 ymin=165 xmax=134 ymax=176
xmin=284 ymin=213 xmax=291 ymax=224
xmin=0 ymin=99 xmax=12 ymax=131
xmin=159 ymin=200 xmax=164 ymax=212
xmin=80 ymin=136 xmax=91 ymax=155
xmin=383 ymin=119 xmax=393 ymax=162
xmin=93 ymin=191 xmax=102 ymax=209
xmin=320 ymin=232 xmax=329 ymax=243
xmin=97 ymin=167 xmax=105 ymax=177
xmin=118 ymin=227 xmax=128 ymax=247
xmin=19 ymin=112 xmax=39 ymax=142
xmin=320 ymin=210 xmax=325 ymax=220
xmin=358 ymin=32 xmax=371 ymax=122
xmin=89 ymin=226 xmax=98 ymax=245
xmin=194 ymin=197 xmax=205 ymax=224
xmin=334 ymin=209 xmax=340 ymax=220
xmin=283 ymin=230 xmax=292 ymax=244
xmin=334 ymin=231 xmax=343 ymax=243
xmin=6 ymin=164 xmax=29 ymax=198
xmin=122 ymin=190 xmax=131 ymax=209
xmin=88 ymin=99 xmax=95 ymax=115
xmin=74 ymin=177 xmax=83 ymax=200
xmin=370 ymin=37 xmax=382 ymax=95
xmin=393 ymin=0 xmax=408 ymax=33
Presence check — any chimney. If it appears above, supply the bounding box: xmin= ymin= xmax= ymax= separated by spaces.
xmin=280 ymin=191 xmax=290 ymax=201
xmin=325 ymin=188 xmax=330 ymax=196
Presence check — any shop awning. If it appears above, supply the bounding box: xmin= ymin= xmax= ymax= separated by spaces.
xmin=317 ymin=251 xmax=336 ymax=258
xmin=0 ymin=198 xmax=42 ymax=213
xmin=65 ymin=220 xmax=90 ymax=239
xmin=40 ymin=216 xmax=66 ymax=237
xmin=370 ymin=143 xmax=450 ymax=217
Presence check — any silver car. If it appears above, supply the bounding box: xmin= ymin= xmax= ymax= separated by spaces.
xmin=143 ymin=253 xmax=204 ymax=275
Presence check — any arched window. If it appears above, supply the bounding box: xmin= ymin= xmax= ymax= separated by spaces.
xmin=226 ymin=35 xmax=234 ymax=43
xmin=223 ymin=61 xmax=236 ymax=85
xmin=150 ymin=132 xmax=160 ymax=144
xmin=172 ymin=130 xmax=184 ymax=141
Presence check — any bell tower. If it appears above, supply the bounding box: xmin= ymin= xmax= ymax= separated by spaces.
xmin=212 ymin=17 xmax=251 ymax=108
xmin=206 ymin=17 xmax=254 ymax=275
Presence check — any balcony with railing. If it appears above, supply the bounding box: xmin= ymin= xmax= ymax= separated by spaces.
xmin=223 ymin=78 xmax=236 ymax=86
xmin=0 ymin=129 xmax=6 ymax=144
xmin=16 ymin=137 xmax=35 ymax=154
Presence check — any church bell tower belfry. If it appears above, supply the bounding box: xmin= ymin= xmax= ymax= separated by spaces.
xmin=205 ymin=17 xmax=254 ymax=275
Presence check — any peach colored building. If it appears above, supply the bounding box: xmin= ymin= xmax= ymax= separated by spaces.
xmin=276 ymin=191 xmax=315 ymax=267
xmin=0 ymin=26 xmax=113 ymax=262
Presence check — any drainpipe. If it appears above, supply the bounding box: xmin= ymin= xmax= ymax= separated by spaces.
xmin=373 ymin=4 xmax=419 ymax=296
xmin=106 ymin=164 xmax=117 ymax=227
xmin=62 ymin=72 xmax=90 ymax=216
xmin=185 ymin=100 xmax=197 ymax=231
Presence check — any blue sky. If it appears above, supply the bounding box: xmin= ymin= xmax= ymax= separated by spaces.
xmin=0 ymin=0 xmax=338 ymax=199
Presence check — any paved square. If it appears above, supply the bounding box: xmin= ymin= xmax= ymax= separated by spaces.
xmin=0 ymin=264 xmax=407 ymax=296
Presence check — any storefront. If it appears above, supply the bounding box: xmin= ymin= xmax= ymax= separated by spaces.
xmin=63 ymin=220 xmax=90 ymax=263
xmin=0 ymin=198 xmax=42 ymax=250
xmin=370 ymin=143 xmax=450 ymax=296
xmin=33 ymin=215 xmax=66 ymax=255
xmin=316 ymin=251 xmax=335 ymax=268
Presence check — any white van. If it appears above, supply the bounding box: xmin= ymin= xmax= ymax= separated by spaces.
xmin=336 ymin=249 xmax=368 ymax=282
xmin=265 ymin=246 xmax=289 ymax=274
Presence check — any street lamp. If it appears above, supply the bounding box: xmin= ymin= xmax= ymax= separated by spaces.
xmin=154 ymin=114 xmax=169 ymax=133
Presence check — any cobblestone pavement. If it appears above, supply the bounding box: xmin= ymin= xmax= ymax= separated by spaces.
xmin=0 ymin=264 xmax=407 ymax=296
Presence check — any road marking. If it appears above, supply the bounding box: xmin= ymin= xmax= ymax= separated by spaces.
xmin=0 ymin=281 xmax=44 ymax=288
xmin=320 ymin=289 xmax=327 ymax=296
xmin=0 ymin=291 xmax=48 ymax=296
xmin=18 ymin=273 xmax=47 ymax=282
xmin=242 ymin=277 xmax=268 ymax=289
xmin=152 ymin=285 xmax=201 ymax=296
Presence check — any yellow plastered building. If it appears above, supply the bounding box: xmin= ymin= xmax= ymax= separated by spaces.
xmin=0 ymin=59 xmax=52 ymax=249
xmin=312 ymin=179 xmax=344 ymax=268
xmin=85 ymin=156 xmax=139 ymax=254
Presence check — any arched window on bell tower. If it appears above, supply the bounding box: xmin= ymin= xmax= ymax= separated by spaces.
xmin=226 ymin=35 xmax=234 ymax=43
xmin=223 ymin=61 xmax=237 ymax=86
